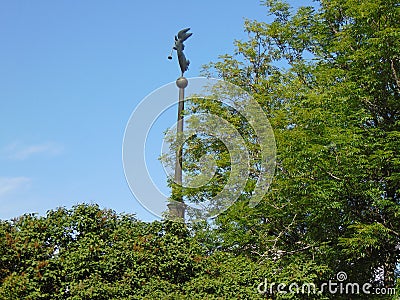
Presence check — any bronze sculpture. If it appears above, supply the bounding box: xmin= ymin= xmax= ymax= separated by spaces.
xmin=168 ymin=28 xmax=192 ymax=76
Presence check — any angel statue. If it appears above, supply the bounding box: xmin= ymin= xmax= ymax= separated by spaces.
xmin=168 ymin=28 xmax=192 ymax=76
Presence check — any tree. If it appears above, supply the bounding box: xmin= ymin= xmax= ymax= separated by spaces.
xmin=0 ymin=204 xmax=271 ymax=299
xmin=0 ymin=205 xmax=201 ymax=299
xmin=179 ymin=0 xmax=399 ymax=297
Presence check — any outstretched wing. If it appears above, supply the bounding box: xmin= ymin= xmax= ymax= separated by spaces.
xmin=177 ymin=28 xmax=192 ymax=42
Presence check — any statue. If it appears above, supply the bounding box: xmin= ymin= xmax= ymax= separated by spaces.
xmin=168 ymin=28 xmax=192 ymax=76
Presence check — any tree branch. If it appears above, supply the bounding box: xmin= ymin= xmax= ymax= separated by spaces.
xmin=390 ymin=59 xmax=400 ymax=94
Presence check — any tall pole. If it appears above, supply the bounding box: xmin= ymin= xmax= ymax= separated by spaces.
xmin=174 ymin=77 xmax=188 ymax=197
xmin=167 ymin=28 xmax=192 ymax=220
xmin=169 ymin=77 xmax=188 ymax=219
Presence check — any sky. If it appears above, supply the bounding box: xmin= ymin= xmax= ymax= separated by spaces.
xmin=0 ymin=0 xmax=313 ymax=222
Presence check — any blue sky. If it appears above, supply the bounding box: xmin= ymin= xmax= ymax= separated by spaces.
xmin=0 ymin=0 xmax=312 ymax=222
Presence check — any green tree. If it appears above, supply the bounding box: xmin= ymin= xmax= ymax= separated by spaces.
xmin=0 ymin=204 xmax=272 ymax=299
xmin=0 ymin=205 xmax=203 ymax=299
xmin=179 ymin=0 xmax=399 ymax=298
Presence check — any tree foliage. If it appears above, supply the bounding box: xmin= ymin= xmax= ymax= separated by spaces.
xmin=0 ymin=204 xmax=273 ymax=299
xmin=189 ymin=0 xmax=399 ymax=297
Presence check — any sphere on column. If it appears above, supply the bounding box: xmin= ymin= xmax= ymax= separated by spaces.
xmin=176 ymin=77 xmax=188 ymax=89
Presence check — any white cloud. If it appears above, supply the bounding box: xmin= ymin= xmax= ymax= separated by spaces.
xmin=3 ymin=142 xmax=63 ymax=160
xmin=0 ymin=177 xmax=31 ymax=197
